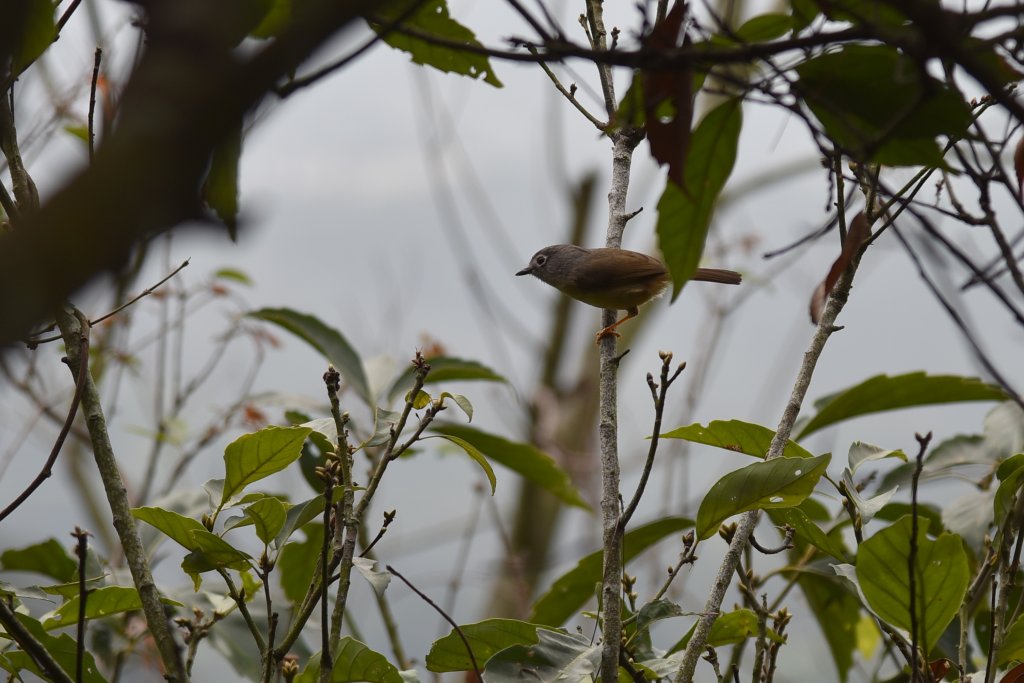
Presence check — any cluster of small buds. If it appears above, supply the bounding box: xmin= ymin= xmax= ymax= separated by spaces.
xmin=280 ymin=654 xmax=299 ymax=681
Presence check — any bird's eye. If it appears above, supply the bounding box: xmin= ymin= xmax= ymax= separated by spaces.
xmin=536 ymin=255 xmax=547 ymax=266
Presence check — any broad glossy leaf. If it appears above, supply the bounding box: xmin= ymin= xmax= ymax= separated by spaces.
xmin=429 ymin=424 xmax=587 ymax=509
xmin=994 ymin=453 xmax=1024 ymax=525
xmin=243 ymin=496 xmax=288 ymax=545
xmin=278 ymin=523 xmax=323 ymax=603
xmin=188 ymin=529 xmax=252 ymax=571
xmin=796 ymin=45 xmax=971 ymax=165
xmin=634 ymin=599 xmax=686 ymax=635
xmin=327 ymin=637 xmax=404 ymax=682
xmin=733 ymin=13 xmax=794 ymax=42
xmin=274 ymin=495 xmax=329 ymax=548
xmin=429 ymin=434 xmax=496 ymax=495
xmin=799 ymin=571 xmax=859 ymax=681
xmin=374 ymin=0 xmax=501 ymax=87
xmin=484 ymin=629 xmax=600 ymax=681
xmin=248 ymin=308 xmax=372 ymax=404
xmin=530 ymin=517 xmax=693 ymax=625
xmin=202 ymin=121 xmax=242 ymax=238
xmin=668 ymin=608 xmax=766 ymax=653
xmin=0 ymin=539 xmax=76 ymax=583
xmin=43 ymin=586 xmax=142 ymax=629
xmin=659 ymin=98 xmax=743 ymax=301
xmin=856 ymin=516 xmax=969 ymax=653
xmin=998 ymin=615 xmax=1024 ymax=665
xmin=387 ymin=356 xmax=505 ymax=400
xmin=662 ymin=419 xmax=813 ymax=459
xmin=798 ymin=373 xmax=1006 ymax=439
xmin=0 ymin=612 xmax=106 ymax=683
xmin=427 ymin=618 xmax=549 ymax=673
xmin=131 ymin=507 xmax=207 ymax=551
xmin=696 ymin=454 xmax=831 ymax=539
xmin=221 ymin=426 xmax=312 ymax=508
xmin=11 ymin=0 xmax=55 ymax=73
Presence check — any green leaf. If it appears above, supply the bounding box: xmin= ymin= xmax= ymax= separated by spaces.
xmin=661 ymin=419 xmax=813 ymax=459
xmin=848 ymin=441 xmax=907 ymax=473
xmin=668 ymin=608 xmax=764 ymax=653
xmin=856 ymin=516 xmax=969 ymax=653
xmin=0 ymin=538 xmax=77 ymax=582
xmin=633 ymin=599 xmax=686 ymax=636
xmin=732 ymin=13 xmax=794 ymax=42
xmin=132 ymin=507 xmax=208 ymax=550
xmin=387 ymin=356 xmax=506 ymax=400
xmin=214 ymin=267 xmax=253 ymax=285
xmin=696 ymin=454 xmax=831 ymax=539
xmin=994 ymin=453 xmax=1024 ymax=524
xmin=796 ymin=45 xmax=971 ymax=165
xmin=202 ymin=121 xmax=242 ymax=239
xmin=188 ymin=529 xmax=252 ymax=570
xmin=278 ymin=523 xmax=323 ymax=603
xmin=768 ymin=507 xmax=849 ymax=561
xmin=364 ymin=407 xmax=402 ymax=448
xmin=274 ymin=495 xmax=329 ymax=548
xmin=11 ymin=0 xmax=55 ymax=74
xmin=430 ymin=434 xmax=496 ymax=495
xmin=328 ymin=637 xmax=404 ymax=683
xmin=407 ymin=389 xmax=431 ymax=410
xmin=373 ymin=0 xmax=502 ymax=87
xmin=999 ymin=614 xmax=1024 ymax=665
xmin=427 ymin=618 xmax=549 ymax=673
xmin=429 ymin=424 xmax=588 ymax=509
xmin=797 ymin=571 xmax=859 ymax=681
xmin=530 ymin=517 xmax=693 ymax=625
xmin=220 ymin=425 xmax=312 ymax=508
xmin=658 ymin=97 xmax=742 ymax=301
xmin=0 ymin=612 xmax=107 ymax=683
xmin=243 ymin=496 xmax=288 ymax=545
xmin=43 ymin=586 xmax=142 ymax=629
xmin=248 ymin=308 xmax=372 ymax=405
xmin=483 ymin=629 xmax=600 ymax=681
xmin=439 ymin=392 xmax=472 ymax=422
xmin=798 ymin=373 xmax=1006 ymax=439
xmin=251 ymin=0 xmax=290 ymax=38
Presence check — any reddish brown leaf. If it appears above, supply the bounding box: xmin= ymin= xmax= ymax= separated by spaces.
xmin=1014 ymin=135 xmax=1024 ymax=196
xmin=642 ymin=1 xmax=693 ymax=187
xmin=928 ymin=658 xmax=951 ymax=679
xmin=809 ymin=211 xmax=870 ymax=323
xmin=1001 ymin=662 xmax=1024 ymax=683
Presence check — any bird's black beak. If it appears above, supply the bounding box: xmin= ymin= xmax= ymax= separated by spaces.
xmin=515 ymin=266 xmax=532 ymax=276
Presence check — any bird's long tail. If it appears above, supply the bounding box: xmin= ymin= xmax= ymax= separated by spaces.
xmin=692 ymin=268 xmax=742 ymax=285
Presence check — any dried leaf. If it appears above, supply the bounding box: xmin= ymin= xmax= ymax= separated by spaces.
xmin=642 ymin=1 xmax=693 ymax=187
xmin=809 ymin=211 xmax=870 ymax=323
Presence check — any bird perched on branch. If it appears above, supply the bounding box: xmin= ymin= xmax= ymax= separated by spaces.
xmin=516 ymin=244 xmax=741 ymax=342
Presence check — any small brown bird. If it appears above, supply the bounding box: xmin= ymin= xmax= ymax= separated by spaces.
xmin=516 ymin=244 xmax=741 ymax=342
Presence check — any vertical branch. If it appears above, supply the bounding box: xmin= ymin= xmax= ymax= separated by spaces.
xmin=72 ymin=527 xmax=90 ymax=683
xmin=595 ymin=61 xmax=646 ymax=683
xmin=55 ymin=306 xmax=187 ymax=682
xmin=908 ymin=432 xmax=932 ymax=681
xmin=674 ymin=253 xmax=863 ymax=683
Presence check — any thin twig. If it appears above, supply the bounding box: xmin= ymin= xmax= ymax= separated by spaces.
xmin=0 ymin=335 xmax=88 ymax=523
xmin=908 ymin=432 xmax=933 ymax=682
xmin=72 ymin=527 xmax=90 ymax=683
xmin=28 ymin=259 xmax=191 ymax=346
xmin=88 ymin=48 xmax=101 ymax=163
xmin=386 ymin=564 xmax=481 ymax=679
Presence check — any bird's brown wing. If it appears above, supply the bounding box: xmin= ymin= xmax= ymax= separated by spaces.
xmin=569 ymin=248 xmax=667 ymax=289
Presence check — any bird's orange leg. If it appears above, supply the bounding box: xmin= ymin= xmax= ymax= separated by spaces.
xmin=595 ymin=307 xmax=639 ymax=344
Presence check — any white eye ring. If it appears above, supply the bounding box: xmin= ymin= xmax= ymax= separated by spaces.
xmin=536 ymin=255 xmax=547 ymax=266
